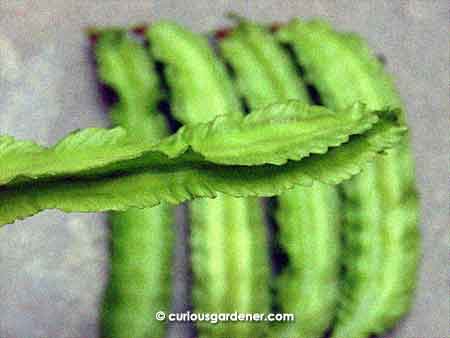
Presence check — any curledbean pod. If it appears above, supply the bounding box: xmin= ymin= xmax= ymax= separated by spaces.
xmin=148 ymin=21 xmax=271 ymax=338
xmin=219 ymin=18 xmax=340 ymax=338
xmin=278 ymin=19 xmax=420 ymax=338
xmin=94 ymin=30 xmax=174 ymax=338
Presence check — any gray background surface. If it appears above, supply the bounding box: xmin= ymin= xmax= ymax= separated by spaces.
xmin=0 ymin=1 xmax=448 ymax=337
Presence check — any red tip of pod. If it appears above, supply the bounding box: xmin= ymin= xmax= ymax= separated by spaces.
xmin=215 ymin=27 xmax=232 ymax=40
xmin=132 ymin=24 xmax=148 ymax=36
xmin=270 ymin=22 xmax=282 ymax=32
xmin=87 ymin=31 xmax=99 ymax=45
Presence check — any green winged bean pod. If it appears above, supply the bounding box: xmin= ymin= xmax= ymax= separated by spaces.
xmin=0 ymin=100 xmax=405 ymax=226
xmin=147 ymin=21 xmax=271 ymax=337
xmin=94 ymin=30 xmax=173 ymax=338
xmin=277 ymin=19 xmax=420 ymax=338
xmin=219 ymin=19 xmax=340 ymax=338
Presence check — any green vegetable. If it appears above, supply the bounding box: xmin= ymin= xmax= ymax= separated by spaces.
xmin=148 ymin=21 xmax=242 ymax=125
xmin=0 ymin=100 xmax=406 ymax=227
xmin=220 ymin=18 xmax=340 ymax=338
xmin=148 ymin=20 xmax=270 ymax=337
xmin=94 ymin=31 xmax=173 ymax=338
xmin=278 ymin=18 xmax=420 ymax=338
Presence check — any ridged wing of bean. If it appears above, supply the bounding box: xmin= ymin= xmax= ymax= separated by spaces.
xmin=148 ymin=21 xmax=270 ymax=337
xmin=0 ymin=102 xmax=406 ymax=227
xmin=94 ymin=31 xmax=173 ymax=338
xmin=277 ymin=19 xmax=420 ymax=338
xmin=219 ymin=19 xmax=340 ymax=338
